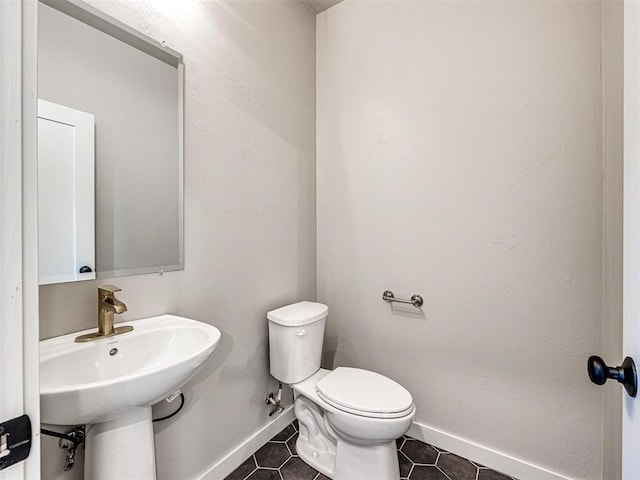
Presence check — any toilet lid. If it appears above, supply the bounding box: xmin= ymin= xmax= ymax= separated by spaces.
xmin=316 ymin=367 xmax=413 ymax=418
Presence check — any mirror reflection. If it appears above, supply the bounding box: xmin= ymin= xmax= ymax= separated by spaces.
xmin=37 ymin=0 xmax=184 ymax=285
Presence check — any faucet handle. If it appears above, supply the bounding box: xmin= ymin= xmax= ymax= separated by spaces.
xmin=98 ymin=285 xmax=122 ymax=295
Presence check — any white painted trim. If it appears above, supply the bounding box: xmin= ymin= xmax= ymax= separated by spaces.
xmin=0 ymin=0 xmax=40 ymax=478
xmin=191 ymin=411 xmax=572 ymax=480
xmin=0 ymin=0 xmax=26 ymax=461
xmin=21 ymin=0 xmax=41 ymax=477
xmin=194 ymin=406 xmax=296 ymax=480
xmin=407 ymin=421 xmax=573 ymax=480
xmin=623 ymin=2 xmax=640 ymax=478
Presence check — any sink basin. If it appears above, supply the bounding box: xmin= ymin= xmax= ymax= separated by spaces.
xmin=40 ymin=314 xmax=221 ymax=425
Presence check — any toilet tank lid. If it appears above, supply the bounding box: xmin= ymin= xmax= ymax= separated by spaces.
xmin=267 ymin=301 xmax=328 ymax=326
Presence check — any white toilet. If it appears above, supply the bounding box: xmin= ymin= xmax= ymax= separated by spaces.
xmin=268 ymin=301 xmax=416 ymax=480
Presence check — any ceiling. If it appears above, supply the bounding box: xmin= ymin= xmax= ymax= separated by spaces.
xmin=301 ymin=0 xmax=344 ymax=14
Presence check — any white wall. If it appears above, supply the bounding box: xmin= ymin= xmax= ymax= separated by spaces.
xmin=317 ymin=1 xmax=605 ymax=478
xmin=39 ymin=0 xmax=316 ymax=479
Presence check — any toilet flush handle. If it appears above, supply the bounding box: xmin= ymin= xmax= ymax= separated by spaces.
xmin=296 ymin=329 xmax=307 ymax=337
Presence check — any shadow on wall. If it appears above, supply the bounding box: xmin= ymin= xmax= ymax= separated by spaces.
xmin=323 ymin=336 xmax=355 ymax=369
xmin=152 ymin=329 xmax=234 ymax=429
xmin=386 ymin=302 xmax=428 ymax=321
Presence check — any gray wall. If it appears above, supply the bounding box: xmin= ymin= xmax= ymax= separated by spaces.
xmin=316 ymin=1 xmax=609 ymax=478
xmin=39 ymin=0 xmax=317 ymax=478
xmin=38 ymin=2 xmax=180 ymax=276
xmin=38 ymin=1 xmax=624 ymax=479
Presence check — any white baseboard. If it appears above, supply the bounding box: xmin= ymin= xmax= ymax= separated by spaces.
xmin=194 ymin=405 xmax=296 ymax=480
xmin=194 ymin=410 xmax=572 ymax=480
xmin=407 ymin=421 xmax=573 ymax=480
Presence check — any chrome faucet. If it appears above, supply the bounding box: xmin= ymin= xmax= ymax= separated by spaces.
xmin=75 ymin=285 xmax=133 ymax=342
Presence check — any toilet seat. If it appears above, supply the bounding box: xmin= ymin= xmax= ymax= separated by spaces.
xmin=316 ymin=367 xmax=414 ymax=419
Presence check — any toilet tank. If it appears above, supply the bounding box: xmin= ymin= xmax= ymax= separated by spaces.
xmin=268 ymin=301 xmax=328 ymax=384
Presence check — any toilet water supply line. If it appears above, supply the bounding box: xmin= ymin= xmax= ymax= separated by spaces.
xmin=40 ymin=389 xmax=185 ymax=471
xmin=266 ymin=382 xmax=285 ymax=416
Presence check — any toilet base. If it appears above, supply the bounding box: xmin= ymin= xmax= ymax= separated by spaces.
xmin=297 ymin=437 xmax=336 ymax=478
xmin=298 ymin=435 xmax=399 ymax=480
xmin=294 ymin=394 xmax=401 ymax=480
xmin=332 ymin=439 xmax=399 ymax=480
xmin=296 ymin=437 xmax=400 ymax=480
xmin=295 ymin=395 xmax=336 ymax=477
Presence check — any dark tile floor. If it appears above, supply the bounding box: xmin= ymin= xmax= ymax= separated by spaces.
xmin=225 ymin=421 xmax=517 ymax=480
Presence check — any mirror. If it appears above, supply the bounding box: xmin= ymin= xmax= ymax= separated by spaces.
xmin=37 ymin=0 xmax=184 ymax=285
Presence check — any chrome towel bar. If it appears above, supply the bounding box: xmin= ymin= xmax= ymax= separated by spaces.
xmin=382 ymin=290 xmax=423 ymax=308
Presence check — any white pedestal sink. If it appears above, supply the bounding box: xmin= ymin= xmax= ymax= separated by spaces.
xmin=40 ymin=315 xmax=221 ymax=479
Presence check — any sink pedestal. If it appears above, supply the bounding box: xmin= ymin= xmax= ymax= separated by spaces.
xmin=85 ymin=407 xmax=156 ymax=479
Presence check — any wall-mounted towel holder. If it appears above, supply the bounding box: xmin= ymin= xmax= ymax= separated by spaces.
xmin=382 ymin=290 xmax=423 ymax=308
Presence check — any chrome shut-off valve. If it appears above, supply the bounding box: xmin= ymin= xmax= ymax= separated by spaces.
xmin=265 ymin=382 xmax=284 ymax=416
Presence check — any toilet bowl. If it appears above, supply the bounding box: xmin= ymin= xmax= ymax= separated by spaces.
xmin=292 ymin=368 xmax=415 ymax=479
xmin=268 ymin=302 xmax=416 ymax=480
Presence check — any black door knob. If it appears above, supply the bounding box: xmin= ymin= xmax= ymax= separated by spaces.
xmin=587 ymin=355 xmax=637 ymax=397
xmin=79 ymin=265 xmax=92 ymax=273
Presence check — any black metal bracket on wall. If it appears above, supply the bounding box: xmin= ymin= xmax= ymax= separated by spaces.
xmin=0 ymin=414 xmax=32 ymax=470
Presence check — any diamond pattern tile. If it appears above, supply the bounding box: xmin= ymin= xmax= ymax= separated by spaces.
xmin=225 ymin=422 xmax=518 ymax=480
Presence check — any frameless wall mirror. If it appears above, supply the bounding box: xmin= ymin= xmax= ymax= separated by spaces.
xmin=37 ymin=0 xmax=184 ymax=285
